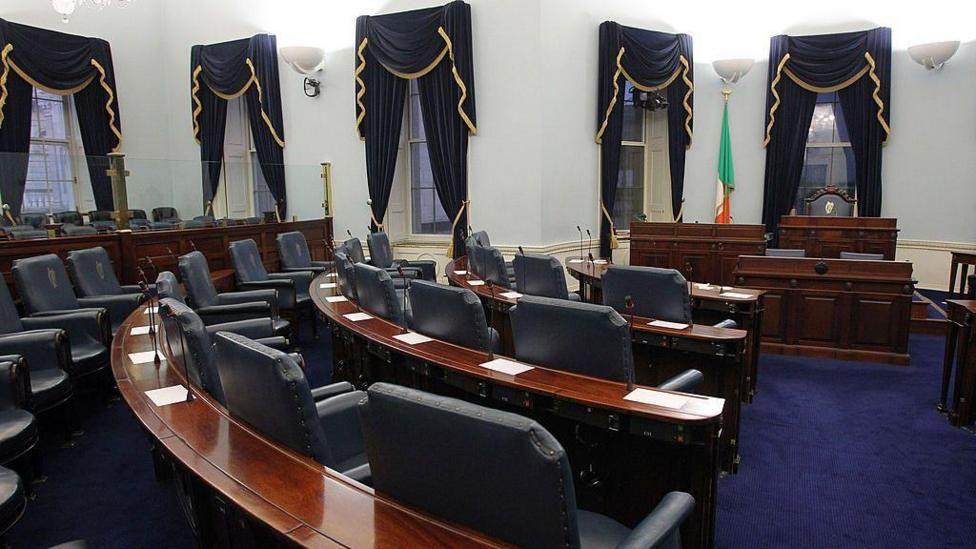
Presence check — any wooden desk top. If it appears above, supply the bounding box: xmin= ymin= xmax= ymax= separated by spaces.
xmin=777 ymin=216 xmax=898 ymax=231
xmin=445 ymin=258 xmax=747 ymax=344
xmin=113 ymin=303 xmax=505 ymax=547
xmin=946 ymin=300 xmax=976 ymax=318
xmin=735 ymin=255 xmax=914 ymax=284
xmin=562 ymin=259 xmax=764 ymax=305
xmin=313 ymin=274 xmax=727 ymax=424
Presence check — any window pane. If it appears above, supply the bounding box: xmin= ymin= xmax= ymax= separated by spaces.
xmin=409 ymin=90 xmax=425 ymax=140
xmin=807 ymin=103 xmax=835 ymax=144
xmin=621 ymin=82 xmax=643 ymax=142
xmin=34 ymin=99 xmax=67 ymax=140
xmin=410 ymin=142 xmax=450 ymax=234
xmin=613 ymin=145 xmax=644 ymax=230
xmin=800 ymin=147 xmax=831 ymax=187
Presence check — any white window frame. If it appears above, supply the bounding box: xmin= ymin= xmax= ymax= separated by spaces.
xmin=798 ymin=95 xmax=855 ymax=210
xmin=404 ymin=81 xmax=450 ymax=239
xmin=24 ymin=89 xmax=83 ymax=215
xmin=613 ymin=83 xmax=647 ymax=235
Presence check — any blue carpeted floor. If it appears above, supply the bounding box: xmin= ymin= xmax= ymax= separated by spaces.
xmin=8 ymin=326 xmax=976 ymax=548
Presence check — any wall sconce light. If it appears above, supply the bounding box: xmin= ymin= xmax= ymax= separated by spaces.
xmin=908 ymin=41 xmax=960 ymax=70
xmin=712 ymin=58 xmax=755 ymax=85
xmin=279 ymin=46 xmax=326 ymax=97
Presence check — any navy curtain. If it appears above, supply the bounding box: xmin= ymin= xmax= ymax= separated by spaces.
xmin=356 ymin=0 xmax=477 ymax=257
xmin=596 ymin=22 xmax=693 ymax=258
xmin=191 ymin=34 xmax=286 ymax=218
xmin=0 ymin=18 xmax=123 ymax=219
xmin=761 ymin=28 xmax=891 ymax=239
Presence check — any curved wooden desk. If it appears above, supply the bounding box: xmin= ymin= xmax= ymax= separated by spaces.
xmin=113 ymin=303 xmax=503 ymax=547
xmin=563 ymin=259 xmax=765 ymax=404
xmin=313 ymin=275 xmax=726 ymax=549
xmin=445 ymin=257 xmax=746 ymax=474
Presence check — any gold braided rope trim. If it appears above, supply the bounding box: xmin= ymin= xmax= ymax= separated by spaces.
xmin=382 ymin=46 xmax=448 ymax=79
xmin=245 ymin=58 xmax=285 ymax=148
xmin=446 ymin=199 xmax=469 ymax=257
xmin=355 ymin=37 xmax=368 ymax=141
xmin=783 ymin=65 xmax=868 ymax=93
xmin=191 ymin=65 xmax=203 ymax=144
xmin=600 ymin=202 xmax=619 ymax=249
xmin=595 ymin=47 xmax=625 ymax=144
xmin=9 ymin=59 xmax=93 ymax=96
xmin=763 ymin=53 xmax=790 ymax=147
xmin=621 ymin=64 xmax=680 ymax=92
xmin=437 ymin=27 xmax=477 ymax=135
xmin=679 ymin=55 xmax=693 ymax=147
xmin=0 ymin=44 xmax=11 ymax=129
xmin=369 ymin=208 xmax=384 ymax=230
xmin=864 ymin=52 xmax=890 ymax=141
xmin=674 ymin=198 xmax=686 ymax=222
xmin=90 ymin=59 xmax=122 ymax=152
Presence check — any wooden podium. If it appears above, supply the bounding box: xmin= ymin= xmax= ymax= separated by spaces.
xmin=777 ymin=216 xmax=898 ymax=259
xmin=629 ymin=222 xmax=766 ymax=286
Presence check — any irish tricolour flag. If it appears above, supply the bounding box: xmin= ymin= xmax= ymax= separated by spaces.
xmin=715 ymin=101 xmax=734 ymax=224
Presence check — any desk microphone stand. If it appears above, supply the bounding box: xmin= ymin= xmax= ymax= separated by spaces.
xmin=164 ymin=308 xmax=194 ymax=403
xmin=586 ymin=229 xmax=593 ymax=261
xmin=396 ymin=266 xmax=409 ymax=334
xmin=138 ymin=279 xmax=160 ymax=367
xmin=576 ymin=226 xmax=584 ymax=261
xmin=624 ymin=295 xmax=636 ymax=392
xmin=486 ymin=280 xmax=496 ymax=361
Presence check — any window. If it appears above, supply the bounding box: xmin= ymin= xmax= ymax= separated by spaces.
xmin=24 ymin=89 xmax=76 ymax=214
xmin=408 ymin=80 xmax=450 ymax=235
xmin=795 ymin=92 xmax=855 ymax=212
xmin=612 ymin=82 xmax=646 ymax=231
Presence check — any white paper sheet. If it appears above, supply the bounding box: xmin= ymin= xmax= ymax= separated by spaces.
xmin=326 ymin=296 xmax=348 ymax=303
xmin=344 ymin=312 xmax=373 ymax=322
xmin=624 ymin=388 xmax=689 ymax=410
xmin=392 ymin=332 xmax=434 ymax=345
xmin=128 ymin=351 xmax=162 ymax=364
xmin=720 ymin=292 xmax=752 ymax=299
xmin=467 ymin=280 xmax=485 ymax=286
xmin=453 ymin=270 xmax=468 ymax=275
xmin=324 ymin=272 xmax=337 ymax=278
xmin=567 ymin=259 xmax=585 ymax=264
xmin=479 ymin=358 xmax=534 ymax=376
xmin=130 ymin=325 xmax=152 ymax=335
xmin=593 ymin=259 xmax=608 ymax=265
xmin=500 ymin=291 xmax=523 ymax=299
xmin=319 ymin=282 xmax=338 ymax=289
xmin=143 ymin=306 xmax=159 ymax=315
xmin=648 ymin=320 xmax=689 ymax=330
xmin=695 ymin=283 xmax=714 ymax=290
xmin=145 ymin=385 xmax=189 ymax=407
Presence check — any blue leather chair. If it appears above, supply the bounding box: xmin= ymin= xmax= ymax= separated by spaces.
xmin=466 ymin=230 xmax=514 ymax=283
xmin=352 ymin=263 xmax=409 ymax=327
xmin=151 ymin=207 xmax=182 ymax=225
xmin=11 ymin=255 xmax=111 ymax=382
xmin=839 ymin=251 xmax=884 ymax=260
xmin=228 ymin=239 xmax=315 ymax=338
xmin=407 ymin=280 xmax=499 ymax=353
xmin=602 ymin=266 xmax=738 ymax=329
xmin=62 ymin=224 xmax=98 ymax=236
xmin=214 ymin=332 xmax=370 ymax=483
xmin=66 ymin=247 xmax=147 ymax=333
xmin=468 ymin=244 xmax=513 ymax=288
xmin=513 ymin=253 xmax=579 ymax=301
xmin=0 ymin=360 xmax=40 ymax=490
xmin=87 ymin=210 xmax=117 ymax=232
xmin=764 ymin=248 xmax=805 ymax=257
xmin=343 ymin=236 xmax=414 ymax=289
xmin=52 ymin=211 xmax=83 ymax=226
xmin=277 ymin=231 xmax=333 ymax=274
xmin=360 ymin=382 xmax=695 ymax=548
xmin=0 ymin=466 xmax=25 ymax=541
xmin=177 ymin=252 xmax=290 ymax=336
xmin=333 ymin=245 xmax=358 ymax=301
xmin=367 ymin=231 xmax=435 ymax=281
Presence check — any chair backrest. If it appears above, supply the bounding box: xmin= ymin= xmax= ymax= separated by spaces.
xmin=53 ymin=211 xmax=83 ymax=225
xmin=159 ymin=298 xmax=225 ymax=404
xmin=839 ymin=251 xmax=884 ymax=260
xmin=333 ymin=246 xmax=357 ymax=301
xmin=765 ymin=248 xmax=806 ymax=257
xmin=0 ymin=277 xmax=24 ymax=334
xmin=480 ymin=246 xmax=511 ymax=288
xmin=178 ymin=251 xmax=219 ymax=308
xmin=155 ymin=271 xmax=184 ymax=304
xmin=229 ymin=239 xmax=269 ymax=283
xmin=12 ymin=254 xmax=80 ymax=314
xmin=88 ymin=210 xmax=113 ymax=222
xmin=152 ymin=207 xmax=180 ymax=222
xmin=602 ymin=265 xmax=692 ymax=324
xmin=21 ymin=213 xmax=46 ymax=228
xmin=513 ymin=253 xmax=569 ymax=299
xmin=181 ymin=219 xmax=207 ymax=229
xmin=353 ymin=263 xmax=403 ymax=325
xmin=471 ymin=230 xmax=491 ymax=247
xmin=361 ymin=383 xmax=580 ymax=548
xmin=465 ymin=235 xmax=483 ymax=277
xmin=214 ymin=332 xmax=333 ymax=466
xmin=509 ymin=295 xmax=633 ymax=382
xmin=343 ymin=237 xmax=367 ymax=264
xmin=128 ymin=209 xmax=148 ymax=220
xmin=804 ymin=185 xmax=855 ymax=217
xmin=62 ymin=224 xmax=97 ymax=236
xmin=277 ymin=231 xmax=312 ymax=270
xmin=367 ymin=232 xmax=395 ymax=269
xmin=407 ymin=280 xmax=492 ymax=351
xmin=66 ymin=247 xmax=124 ymax=297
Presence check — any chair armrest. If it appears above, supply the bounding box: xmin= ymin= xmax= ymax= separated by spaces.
xmin=311 ymin=381 xmax=356 ymax=402
xmin=402 ymin=259 xmax=437 ymax=281
xmin=311 ymin=261 xmax=334 ymax=270
xmin=341 ymin=462 xmax=371 ymax=485
xmin=120 ymin=284 xmax=151 ymax=295
xmin=254 ymin=336 xmax=289 ymax=350
xmin=23 ymin=309 xmax=111 ymax=347
xmin=79 ymin=293 xmax=146 ymax=326
xmin=0 ymin=359 xmax=30 ymax=409
xmin=617 ymin=491 xmax=695 ymax=549
xmin=196 ymin=302 xmax=273 ymax=325
xmin=316 ymin=390 xmax=368 ymax=471
xmin=267 ymin=271 xmax=314 ymax=294
xmin=205 ymin=318 xmax=275 ymax=340
xmin=237 ymin=280 xmax=296 ymax=309
xmin=0 ymin=330 xmax=71 ymax=376
xmin=216 ymin=289 xmax=279 ymax=315
xmin=656 ymin=369 xmax=704 ymax=393
xmin=712 ymin=319 xmax=738 ymax=329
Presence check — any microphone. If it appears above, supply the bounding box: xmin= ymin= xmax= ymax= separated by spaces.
xmin=188 ymin=240 xmax=197 ymax=252
xmin=624 ymin=295 xmax=636 ymax=392
xmin=586 ymin=229 xmax=592 ymax=261
xmin=346 ymin=228 xmax=353 ymax=238
xmin=164 ymin=307 xmax=194 ymax=403
xmin=518 ymin=246 xmax=524 ymax=255
xmin=396 ymin=266 xmax=409 ymax=334
xmin=165 ymin=247 xmax=176 ymax=261
xmin=576 ymin=225 xmax=583 ymax=261
xmin=588 ymin=252 xmax=595 ymax=265
xmin=139 ymin=280 xmax=160 ymax=365
xmin=485 ymin=280 xmax=496 ymax=361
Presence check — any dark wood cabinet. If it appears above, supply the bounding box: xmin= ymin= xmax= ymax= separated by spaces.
xmin=629 ymin=222 xmax=766 ymax=286
xmin=777 ymin=216 xmax=898 ymax=259
xmin=735 ymin=255 xmax=913 ymax=364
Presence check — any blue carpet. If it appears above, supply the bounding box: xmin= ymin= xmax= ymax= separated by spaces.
xmin=8 ymin=326 xmax=975 ymax=548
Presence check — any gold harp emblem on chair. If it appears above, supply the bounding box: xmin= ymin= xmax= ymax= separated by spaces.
xmin=824 ymin=200 xmax=835 ymax=215
xmin=295 ymin=242 xmax=302 ymax=257
xmin=48 ymin=268 xmax=58 ymax=288
xmin=96 ymin=262 xmax=106 ymax=279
